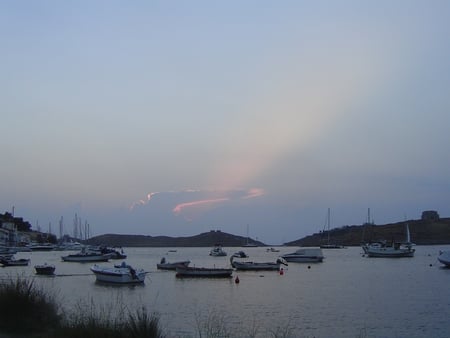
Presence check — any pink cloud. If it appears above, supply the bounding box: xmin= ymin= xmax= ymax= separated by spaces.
xmin=173 ymin=197 xmax=229 ymax=215
xmin=242 ymin=188 xmax=265 ymax=199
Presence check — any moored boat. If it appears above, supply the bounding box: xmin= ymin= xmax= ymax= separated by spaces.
xmin=232 ymin=250 xmax=248 ymax=258
xmin=175 ymin=266 xmax=233 ymax=278
xmin=230 ymin=255 xmax=288 ymax=271
xmin=157 ymin=257 xmax=190 ymax=270
xmin=0 ymin=257 xmax=30 ymax=266
xmin=281 ymin=248 xmax=324 ymax=263
xmin=91 ymin=262 xmax=146 ymax=284
xmin=437 ymin=250 xmax=450 ymax=267
xmin=34 ymin=263 xmax=56 ymax=275
xmin=209 ymin=245 xmax=227 ymax=257
xmin=62 ymin=247 xmax=111 ymax=262
xmin=363 ymin=223 xmax=415 ymax=258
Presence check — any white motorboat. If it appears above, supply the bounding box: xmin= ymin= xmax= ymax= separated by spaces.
xmin=156 ymin=257 xmax=190 ymax=270
xmin=281 ymin=248 xmax=324 ymax=263
xmin=437 ymin=250 xmax=450 ymax=267
xmin=363 ymin=223 xmax=415 ymax=258
xmin=91 ymin=262 xmax=146 ymax=284
xmin=230 ymin=255 xmax=288 ymax=271
xmin=209 ymin=245 xmax=227 ymax=257
xmin=62 ymin=247 xmax=111 ymax=262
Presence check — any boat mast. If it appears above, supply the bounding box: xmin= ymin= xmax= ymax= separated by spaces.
xmin=327 ymin=208 xmax=331 ymax=244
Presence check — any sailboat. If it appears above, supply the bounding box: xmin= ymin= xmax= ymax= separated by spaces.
xmin=242 ymin=224 xmax=257 ymax=247
xmin=362 ymin=223 xmax=415 ymax=258
xmin=320 ymin=208 xmax=346 ymax=249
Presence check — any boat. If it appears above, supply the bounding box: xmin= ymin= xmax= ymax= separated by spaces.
xmin=320 ymin=208 xmax=346 ymax=249
xmin=34 ymin=263 xmax=56 ymax=275
xmin=61 ymin=247 xmax=112 ymax=262
xmin=232 ymin=250 xmax=248 ymax=258
xmin=175 ymin=266 xmax=233 ymax=278
xmin=92 ymin=246 xmax=127 ymax=259
xmin=209 ymin=245 xmax=227 ymax=257
xmin=27 ymin=242 xmax=57 ymax=251
xmin=230 ymin=255 xmax=288 ymax=271
xmin=156 ymin=257 xmax=191 ymax=270
xmin=91 ymin=262 xmax=146 ymax=284
xmin=363 ymin=223 xmax=415 ymax=258
xmin=437 ymin=250 xmax=450 ymax=267
xmin=0 ymin=257 xmax=30 ymax=266
xmin=266 ymin=247 xmax=280 ymax=252
xmin=281 ymin=248 xmax=324 ymax=263
xmin=242 ymin=224 xmax=258 ymax=247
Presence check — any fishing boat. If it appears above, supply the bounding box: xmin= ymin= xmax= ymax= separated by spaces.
xmin=91 ymin=262 xmax=146 ymax=284
xmin=437 ymin=250 xmax=450 ymax=267
xmin=281 ymin=248 xmax=324 ymax=263
xmin=363 ymin=223 xmax=415 ymax=258
xmin=0 ymin=257 xmax=30 ymax=266
xmin=156 ymin=257 xmax=190 ymax=270
xmin=209 ymin=245 xmax=227 ymax=257
xmin=175 ymin=266 xmax=233 ymax=278
xmin=230 ymin=255 xmax=288 ymax=271
xmin=61 ymin=247 xmax=111 ymax=262
xmin=320 ymin=208 xmax=346 ymax=249
xmin=34 ymin=263 xmax=56 ymax=275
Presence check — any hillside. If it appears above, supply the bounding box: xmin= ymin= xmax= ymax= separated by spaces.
xmin=85 ymin=230 xmax=264 ymax=247
xmin=83 ymin=218 xmax=450 ymax=248
xmin=285 ymin=218 xmax=450 ymax=247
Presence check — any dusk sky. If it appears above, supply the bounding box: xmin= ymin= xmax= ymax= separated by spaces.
xmin=1 ymin=1 xmax=450 ymax=244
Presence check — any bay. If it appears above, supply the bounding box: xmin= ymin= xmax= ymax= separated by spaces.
xmin=3 ymin=245 xmax=450 ymax=337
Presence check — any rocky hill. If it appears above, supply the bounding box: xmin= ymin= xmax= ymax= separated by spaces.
xmin=285 ymin=218 xmax=450 ymax=247
xmin=85 ymin=230 xmax=264 ymax=247
xmin=83 ymin=218 xmax=450 ymax=247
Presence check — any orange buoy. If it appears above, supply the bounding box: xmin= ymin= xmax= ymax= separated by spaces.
xmin=235 ymin=275 xmax=240 ymax=284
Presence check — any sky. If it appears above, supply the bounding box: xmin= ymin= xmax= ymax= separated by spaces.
xmin=1 ymin=1 xmax=450 ymax=244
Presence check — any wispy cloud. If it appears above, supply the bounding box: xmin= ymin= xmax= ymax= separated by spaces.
xmin=129 ymin=192 xmax=160 ymax=210
xmin=172 ymin=197 xmax=230 ymax=215
xmin=129 ymin=188 xmax=265 ymax=220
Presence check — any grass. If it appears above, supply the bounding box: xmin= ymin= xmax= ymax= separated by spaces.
xmin=0 ymin=276 xmax=165 ymax=338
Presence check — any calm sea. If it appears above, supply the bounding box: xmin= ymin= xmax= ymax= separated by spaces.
xmin=3 ymin=245 xmax=450 ymax=338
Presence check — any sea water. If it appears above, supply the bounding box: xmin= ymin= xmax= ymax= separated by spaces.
xmin=3 ymin=245 xmax=450 ymax=338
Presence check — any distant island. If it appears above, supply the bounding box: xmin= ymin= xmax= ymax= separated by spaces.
xmin=84 ymin=217 xmax=450 ymax=248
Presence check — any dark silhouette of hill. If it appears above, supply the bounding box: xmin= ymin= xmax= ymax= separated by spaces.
xmin=85 ymin=230 xmax=264 ymax=247
xmin=285 ymin=218 xmax=450 ymax=247
xmin=83 ymin=218 xmax=450 ymax=247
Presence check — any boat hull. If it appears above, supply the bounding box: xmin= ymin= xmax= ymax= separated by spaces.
xmin=62 ymin=254 xmax=111 ymax=262
xmin=157 ymin=261 xmax=190 ymax=270
xmin=0 ymin=258 xmax=30 ymax=266
xmin=176 ymin=266 xmax=233 ymax=278
xmin=437 ymin=251 xmax=450 ymax=267
xmin=366 ymin=248 xmax=415 ymax=258
xmin=91 ymin=265 xmax=146 ymax=284
xmin=281 ymin=248 xmax=324 ymax=263
xmin=34 ymin=264 xmax=56 ymax=275
xmin=232 ymin=262 xmax=281 ymax=271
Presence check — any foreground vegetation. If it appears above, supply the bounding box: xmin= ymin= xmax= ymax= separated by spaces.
xmin=0 ymin=276 xmax=164 ymax=338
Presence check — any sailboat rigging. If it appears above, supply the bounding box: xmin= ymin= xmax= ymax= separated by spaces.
xmin=320 ymin=208 xmax=345 ymax=249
